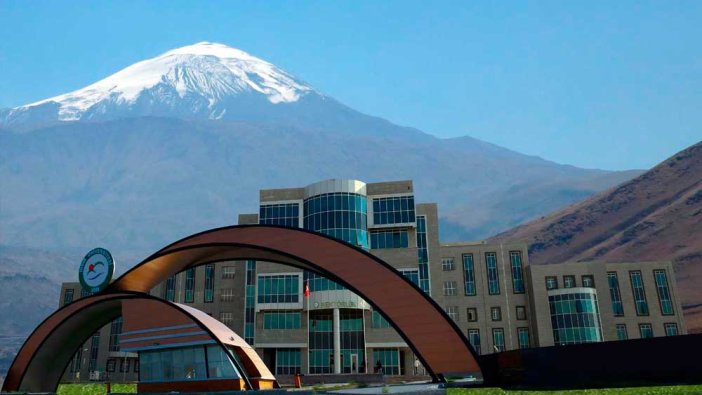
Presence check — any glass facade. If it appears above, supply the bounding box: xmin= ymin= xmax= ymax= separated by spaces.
xmin=486 ymin=252 xmax=500 ymax=295
xmin=204 ymin=264 xmax=215 ymax=303
xmin=492 ymin=328 xmax=505 ymax=352
xmin=549 ymin=291 xmax=603 ymax=345
xmin=308 ymin=310 xmax=333 ymax=374
xmin=184 ymin=268 xmax=195 ymax=303
xmin=263 ymin=311 xmax=302 ymax=330
xmin=463 ymin=254 xmax=476 ymax=296
xmin=372 ymin=348 xmax=400 ymax=375
xmin=629 ymin=271 xmax=649 ymax=316
xmin=639 ymin=323 xmax=653 ymax=338
xmin=370 ymin=229 xmax=409 ymax=249
xmin=468 ymin=329 xmax=481 ymax=355
xmin=89 ymin=331 xmax=100 ymax=371
xmin=244 ymin=260 xmax=256 ymax=344
xmin=518 ymin=327 xmax=530 ymax=349
xmin=416 ymin=216 xmax=431 ymax=294
xmin=304 ymin=192 xmax=368 ymax=249
xmin=372 ymin=196 xmax=415 ymax=225
xmin=616 ymin=324 xmax=628 ymax=340
xmin=257 ymin=274 xmax=300 ymax=304
xmin=276 ymin=348 xmax=301 ymax=374
xmin=607 ymin=272 xmax=624 ymax=316
xmin=139 ymin=345 xmax=239 ymax=382
xmin=109 ymin=316 xmax=122 ymax=352
xmin=654 ymin=270 xmax=674 ymax=315
xmin=510 ymin=251 xmax=525 ymax=293
xmin=340 ymin=309 xmax=365 ymax=374
xmin=371 ymin=310 xmax=391 ymax=329
xmin=259 ymin=203 xmax=300 ymax=227
xmin=305 ymin=271 xmax=345 ymax=292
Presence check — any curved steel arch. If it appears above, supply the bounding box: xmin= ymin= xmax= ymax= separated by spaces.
xmin=2 ymin=292 xmax=276 ymax=392
xmin=107 ymin=225 xmax=481 ymax=380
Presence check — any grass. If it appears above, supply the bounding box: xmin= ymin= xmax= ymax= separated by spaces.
xmin=57 ymin=383 xmax=137 ymax=395
xmin=448 ymin=385 xmax=702 ymax=395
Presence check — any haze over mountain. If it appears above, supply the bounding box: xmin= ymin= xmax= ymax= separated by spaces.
xmin=490 ymin=141 xmax=702 ymax=332
xmin=0 ymin=42 xmax=641 ymax=340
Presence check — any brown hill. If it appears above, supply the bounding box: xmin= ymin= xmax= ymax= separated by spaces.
xmin=490 ymin=141 xmax=702 ymax=333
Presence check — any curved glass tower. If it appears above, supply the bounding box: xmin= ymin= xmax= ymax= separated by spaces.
xmin=548 ymin=288 xmax=603 ymax=345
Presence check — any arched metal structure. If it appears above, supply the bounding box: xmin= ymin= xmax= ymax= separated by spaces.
xmin=3 ymin=225 xmax=481 ymax=391
xmin=2 ymin=292 xmax=277 ymax=392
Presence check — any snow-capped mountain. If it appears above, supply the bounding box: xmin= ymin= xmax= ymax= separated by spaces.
xmin=1 ymin=42 xmax=340 ymax=129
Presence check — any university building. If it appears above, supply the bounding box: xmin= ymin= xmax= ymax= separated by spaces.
xmin=58 ymin=179 xmax=687 ymax=383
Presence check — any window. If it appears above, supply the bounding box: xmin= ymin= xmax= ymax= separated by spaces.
xmin=639 ymin=323 xmax=653 ymax=338
xmin=244 ymin=260 xmax=256 ymax=345
xmin=134 ymin=359 xmax=140 ymax=373
xmin=120 ymin=359 xmax=131 ymax=373
xmin=549 ymin=291 xmax=603 ymax=345
xmin=629 ymin=271 xmax=649 ymax=316
xmin=485 ymin=252 xmax=500 ymax=295
xmin=164 ymin=275 xmax=176 ymax=302
xmin=491 ymin=307 xmax=502 ymax=321
xmin=563 ymin=275 xmax=576 ymax=288
xmin=516 ymin=306 xmax=527 ymax=320
xmin=416 ymin=216 xmax=431 ymax=294
xmin=184 ymin=268 xmax=195 ymax=303
xmin=664 ymin=323 xmax=679 ymax=336
xmin=372 ymin=348 xmax=401 ymax=375
xmin=616 ymin=324 xmax=628 ymax=340
xmin=582 ymin=275 xmax=595 ymax=288
xmin=492 ymin=328 xmax=505 ymax=352
xmin=442 ymin=258 xmax=455 ymax=271
xmin=71 ymin=347 xmax=82 ymax=373
xmin=399 ymin=268 xmax=419 ymax=287
xmin=654 ymin=270 xmax=674 ymax=315
xmin=106 ymin=359 xmax=116 ymax=372
xmin=89 ymin=332 xmax=100 ymax=371
xmin=468 ymin=329 xmax=481 ymax=355
xmin=257 ymin=274 xmax=300 ymax=304
xmin=109 ymin=316 xmax=123 ymax=352
xmin=546 ymin=276 xmax=558 ymax=290
xmin=219 ymin=312 xmax=233 ymax=326
xmin=443 ymin=281 xmax=457 ymax=296
xmin=607 ymin=272 xmax=624 ymax=316
xmin=276 ymin=348 xmax=301 ymax=375
xmin=466 ymin=308 xmax=477 ymax=322
xmin=518 ymin=327 xmax=530 ymax=349
xmin=220 ymin=288 xmax=234 ymax=302
xmin=63 ymin=289 xmax=74 ymax=306
xmin=371 ymin=310 xmax=391 ymax=328
xmin=263 ymin=311 xmax=302 ymax=330
xmin=372 ymin=196 xmax=415 ymax=225
xmin=204 ymin=264 xmax=215 ymax=303
xmin=222 ymin=266 xmax=236 ymax=279
xmin=445 ymin=306 xmax=458 ymax=322
xmin=510 ymin=251 xmax=525 ymax=293
xmin=370 ymin=229 xmax=409 ymax=249
xmin=463 ymin=254 xmax=476 ymax=295
xmin=259 ymin=203 xmax=300 ymax=227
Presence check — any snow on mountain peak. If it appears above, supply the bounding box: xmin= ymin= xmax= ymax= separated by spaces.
xmin=20 ymin=42 xmax=314 ymax=121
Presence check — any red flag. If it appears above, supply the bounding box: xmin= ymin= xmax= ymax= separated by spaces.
xmin=304 ymin=280 xmax=310 ymax=298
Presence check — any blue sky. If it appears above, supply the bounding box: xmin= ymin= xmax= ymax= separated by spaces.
xmin=1 ymin=0 xmax=700 ymax=170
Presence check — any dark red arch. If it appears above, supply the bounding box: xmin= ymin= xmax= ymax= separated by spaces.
xmin=107 ymin=225 xmax=481 ymax=380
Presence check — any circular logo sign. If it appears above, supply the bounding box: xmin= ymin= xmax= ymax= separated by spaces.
xmin=79 ymin=248 xmax=115 ymax=293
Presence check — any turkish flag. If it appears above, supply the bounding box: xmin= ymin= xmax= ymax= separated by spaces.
xmin=304 ymin=280 xmax=310 ymax=298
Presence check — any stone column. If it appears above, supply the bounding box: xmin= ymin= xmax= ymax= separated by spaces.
xmin=333 ymin=308 xmax=341 ymax=374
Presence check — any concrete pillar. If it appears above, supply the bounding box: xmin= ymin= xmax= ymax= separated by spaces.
xmin=333 ymin=308 xmax=341 ymax=374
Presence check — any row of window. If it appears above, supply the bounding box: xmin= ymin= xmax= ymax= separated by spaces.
xmin=263 ymin=311 xmax=302 ymax=330
xmin=370 ymin=229 xmax=409 ymax=249
xmin=615 ymin=322 xmax=679 ymax=340
xmin=545 ymin=275 xmax=595 ymax=290
xmin=259 ymin=203 xmax=300 ymax=227
xmin=466 ymin=327 xmax=530 ymax=354
xmin=106 ymin=358 xmax=139 ymax=373
xmin=446 ymin=305 xmax=528 ymax=323
xmin=607 ymin=270 xmax=674 ymax=318
xmin=372 ymin=196 xmax=416 ymax=225
xmin=448 ymin=252 xmax=525 ymax=296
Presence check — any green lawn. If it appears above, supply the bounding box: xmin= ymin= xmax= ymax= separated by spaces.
xmin=57 ymin=383 xmax=136 ymax=395
xmin=448 ymin=386 xmax=702 ymax=395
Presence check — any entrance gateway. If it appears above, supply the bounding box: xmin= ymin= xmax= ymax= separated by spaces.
xmin=3 ymin=225 xmax=482 ymax=392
